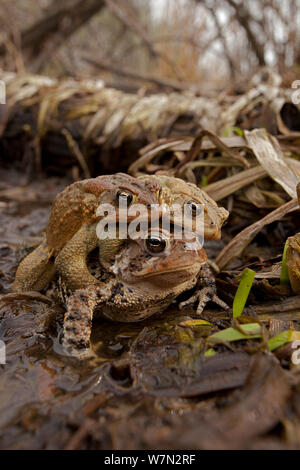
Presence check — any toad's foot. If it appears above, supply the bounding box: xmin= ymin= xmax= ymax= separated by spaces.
xmin=179 ymin=263 xmax=229 ymax=315
xmin=63 ymin=345 xmax=97 ymax=361
xmin=179 ymin=286 xmax=229 ymax=315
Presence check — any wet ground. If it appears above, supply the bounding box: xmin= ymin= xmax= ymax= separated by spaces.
xmin=0 ymin=168 xmax=300 ymax=450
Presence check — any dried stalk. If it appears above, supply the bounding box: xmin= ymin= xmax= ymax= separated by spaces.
xmin=216 ymin=198 xmax=299 ymax=270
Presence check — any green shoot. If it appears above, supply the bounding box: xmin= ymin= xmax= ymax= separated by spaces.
xmin=280 ymin=240 xmax=290 ymax=286
xmin=268 ymin=330 xmax=300 ymax=351
xmin=232 ymin=268 xmax=256 ymax=318
xmin=207 ymin=323 xmax=262 ymax=345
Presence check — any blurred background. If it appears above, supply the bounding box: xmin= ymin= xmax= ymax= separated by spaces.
xmin=0 ymin=0 xmax=299 ymax=92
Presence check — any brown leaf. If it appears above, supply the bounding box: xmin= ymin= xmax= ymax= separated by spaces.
xmin=216 ymin=198 xmax=299 ymax=269
xmin=205 ymin=166 xmax=267 ymax=201
xmin=245 ymin=128 xmax=299 ymax=199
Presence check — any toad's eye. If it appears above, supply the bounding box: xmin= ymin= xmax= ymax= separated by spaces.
xmin=116 ymin=189 xmax=133 ymax=206
xmin=187 ymin=200 xmax=202 ymax=216
xmin=144 ymin=235 xmax=168 ymax=254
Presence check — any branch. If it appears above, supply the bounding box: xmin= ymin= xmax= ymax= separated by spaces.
xmin=205 ymin=5 xmax=236 ymax=78
xmin=0 ymin=0 xmax=106 ymax=64
xmin=82 ymin=54 xmax=201 ymax=93
xmin=104 ymin=0 xmax=184 ymax=80
xmin=226 ymin=0 xmax=265 ymax=65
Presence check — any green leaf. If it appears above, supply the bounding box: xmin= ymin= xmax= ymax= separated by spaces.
xmin=179 ymin=319 xmax=212 ymax=328
xmin=232 ymin=127 xmax=244 ymax=137
xmin=223 ymin=126 xmax=244 ymax=137
xmin=201 ymin=175 xmax=208 ymax=187
xmin=207 ymin=323 xmax=262 ymax=345
xmin=204 ymin=348 xmax=216 ymax=357
xmin=268 ymin=330 xmax=300 ymax=351
xmin=280 ymin=240 xmax=290 ymax=286
xmin=232 ymin=268 xmax=256 ymax=318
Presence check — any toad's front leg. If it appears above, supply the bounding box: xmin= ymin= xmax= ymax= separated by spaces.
xmin=179 ymin=263 xmax=229 ymax=315
xmin=55 ymin=224 xmax=99 ymax=291
xmin=62 ymin=284 xmax=105 ymax=358
xmin=12 ymin=238 xmax=56 ymax=292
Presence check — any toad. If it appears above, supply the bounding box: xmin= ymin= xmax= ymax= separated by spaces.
xmin=13 ymin=174 xmax=228 ymax=294
xmin=138 ymin=175 xmax=229 ymax=240
xmin=60 ymin=228 xmax=227 ymax=358
xmin=12 ymin=173 xmax=160 ymax=292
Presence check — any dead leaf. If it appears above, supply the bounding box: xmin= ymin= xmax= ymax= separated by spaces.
xmin=216 ymin=198 xmax=299 ymax=269
xmin=245 ymin=128 xmax=299 ymax=199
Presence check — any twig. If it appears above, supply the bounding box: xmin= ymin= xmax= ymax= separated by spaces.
xmin=82 ymin=55 xmax=199 ymax=93
xmin=176 ymin=129 xmax=250 ymax=172
xmin=226 ymin=0 xmax=266 ymax=65
xmin=104 ymin=0 xmax=184 ymax=80
xmin=216 ymin=198 xmax=299 ymax=270
xmin=205 ymin=4 xmax=236 ymax=78
xmin=64 ymin=418 xmax=96 ymax=450
xmin=62 ymin=128 xmax=91 ymax=179
xmin=205 ymin=166 xmax=267 ymax=201
xmin=0 ymin=0 xmax=106 ymax=67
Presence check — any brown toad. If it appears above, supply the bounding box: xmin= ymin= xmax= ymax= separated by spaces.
xmin=138 ymin=175 xmax=229 ymax=240
xmin=12 ymin=173 xmax=160 ymax=292
xmin=13 ymin=174 xmax=228 ymax=295
xmin=60 ymin=228 xmax=226 ymax=358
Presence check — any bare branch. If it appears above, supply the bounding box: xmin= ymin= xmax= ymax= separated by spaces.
xmin=226 ymin=0 xmax=266 ymax=65
xmin=104 ymin=0 xmax=184 ymax=80
xmin=0 ymin=0 xmax=106 ymax=70
xmin=82 ymin=54 xmax=201 ymax=93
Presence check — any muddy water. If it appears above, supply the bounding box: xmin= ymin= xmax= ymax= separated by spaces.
xmin=0 ymin=169 xmax=299 ymax=450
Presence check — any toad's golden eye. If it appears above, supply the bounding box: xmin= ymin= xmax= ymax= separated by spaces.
xmin=116 ymin=189 xmax=133 ymax=206
xmin=187 ymin=200 xmax=202 ymax=216
xmin=144 ymin=235 xmax=168 ymax=254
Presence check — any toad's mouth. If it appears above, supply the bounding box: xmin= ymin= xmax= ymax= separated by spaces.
xmin=132 ymin=262 xmax=203 ymax=278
